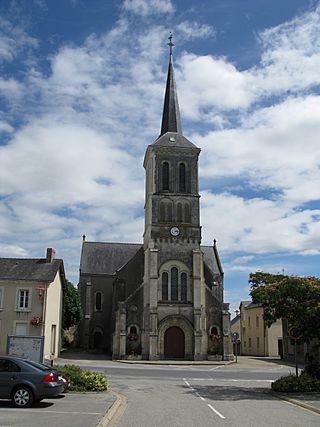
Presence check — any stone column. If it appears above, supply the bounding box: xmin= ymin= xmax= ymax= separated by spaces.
xmin=222 ymin=303 xmax=234 ymax=361
xmin=149 ymin=248 xmax=159 ymax=360
xmin=142 ymin=243 xmax=159 ymax=360
xmin=193 ymin=249 xmax=205 ymax=360
xmin=118 ymin=302 xmax=127 ymax=359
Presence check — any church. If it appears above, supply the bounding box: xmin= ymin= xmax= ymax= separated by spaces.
xmin=78 ymin=37 xmax=233 ymax=361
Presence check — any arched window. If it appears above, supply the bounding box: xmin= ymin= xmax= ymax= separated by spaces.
xmin=181 ymin=273 xmax=187 ymax=301
xmin=162 ymin=272 xmax=168 ymax=300
xmin=171 ymin=267 xmax=178 ymax=301
xmin=159 ymin=201 xmax=165 ymax=222
xmin=95 ymin=292 xmax=102 ymax=311
xmin=162 ymin=162 xmax=169 ymax=190
xmin=184 ymin=203 xmax=190 ymax=223
xmin=177 ymin=203 xmax=183 ymax=222
xmin=210 ymin=326 xmax=218 ymax=336
xmin=179 ymin=163 xmax=186 ymax=192
xmin=130 ymin=326 xmax=137 ymax=335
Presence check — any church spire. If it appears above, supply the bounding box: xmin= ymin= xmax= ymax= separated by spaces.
xmin=160 ymin=33 xmax=182 ymax=136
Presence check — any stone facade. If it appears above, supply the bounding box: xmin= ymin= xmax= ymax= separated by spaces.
xmin=77 ymin=47 xmax=233 ymax=361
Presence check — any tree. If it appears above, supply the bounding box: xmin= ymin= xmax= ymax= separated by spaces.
xmin=249 ymin=272 xmax=320 ymax=342
xmin=63 ymin=280 xmax=83 ymax=330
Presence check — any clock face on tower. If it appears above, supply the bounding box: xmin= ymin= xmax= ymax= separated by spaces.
xmin=170 ymin=226 xmax=180 ymax=236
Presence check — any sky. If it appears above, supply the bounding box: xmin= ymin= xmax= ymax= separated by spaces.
xmin=0 ymin=0 xmax=320 ymax=316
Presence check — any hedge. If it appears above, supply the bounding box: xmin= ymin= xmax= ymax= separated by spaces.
xmin=56 ymin=364 xmax=108 ymax=392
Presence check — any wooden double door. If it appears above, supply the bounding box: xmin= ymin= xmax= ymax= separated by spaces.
xmin=164 ymin=326 xmax=185 ymax=359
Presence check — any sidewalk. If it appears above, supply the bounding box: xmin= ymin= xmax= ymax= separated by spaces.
xmin=271 ymin=392 xmax=320 ymax=415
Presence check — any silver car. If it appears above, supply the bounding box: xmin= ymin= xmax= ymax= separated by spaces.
xmin=0 ymin=355 xmax=65 ymax=407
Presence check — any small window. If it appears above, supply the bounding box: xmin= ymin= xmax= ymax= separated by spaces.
xmin=17 ymin=289 xmax=30 ymax=310
xmin=248 ymin=316 xmax=251 ymax=327
xmin=256 ymin=316 xmax=259 ymax=328
xmin=162 ymin=272 xmax=168 ymax=300
xmin=257 ymin=337 xmax=260 ymax=349
xmin=249 ymin=338 xmax=252 ymax=348
xmin=179 ymin=163 xmax=186 ymax=192
xmin=162 ymin=162 xmax=169 ymax=190
xmin=95 ymin=292 xmax=102 ymax=311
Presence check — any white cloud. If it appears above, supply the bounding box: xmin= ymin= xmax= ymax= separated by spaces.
xmin=122 ymin=0 xmax=174 ymax=16
xmin=201 ymin=191 xmax=320 ymax=255
xmin=0 ymin=121 xmax=13 ymax=133
xmin=250 ymin=5 xmax=320 ymax=96
xmin=177 ymin=21 xmax=215 ymax=40
xmin=0 ymin=17 xmax=38 ymax=62
xmin=0 ymin=244 xmax=28 ymax=258
xmin=196 ymin=96 xmax=320 ymax=207
xmin=177 ymin=54 xmax=254 ymax=119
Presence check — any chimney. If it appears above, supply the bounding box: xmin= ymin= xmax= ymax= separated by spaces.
xmin=46 ymin=248 xmax=56 ymax=263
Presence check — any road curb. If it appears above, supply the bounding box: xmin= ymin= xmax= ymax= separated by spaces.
xmin=115 ymin=359 xmax=235 ymax=366
xmin=270 ymin=391 xmax=320 ymax=416
xmin=96 ymin=389 xmax=127 ymax=427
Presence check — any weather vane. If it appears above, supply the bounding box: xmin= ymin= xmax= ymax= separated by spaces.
xmin=168 ymin=32 xmax=174 ymax=55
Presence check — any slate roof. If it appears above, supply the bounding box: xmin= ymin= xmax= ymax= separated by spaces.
xmin=80 ymin=242 xmax=143 ymax=276
xmin=160 ymin=53 xmax=182 ymax=136
xmin=0 ymin=258 xmax=64 ymax=282
xmin=201 ymin=245 xmax=223 ymax=276
xmin=80 ymin=241 xmax=222 ymax=277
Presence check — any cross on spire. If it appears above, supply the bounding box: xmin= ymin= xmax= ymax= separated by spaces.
xmin=168 ymin=32 xmax=174 ymax=56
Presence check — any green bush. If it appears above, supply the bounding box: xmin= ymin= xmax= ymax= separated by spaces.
xmin=272 ymin=373 xmax=320 ymax=392
xmin=56 ymin=364 xmax=108 ymax=392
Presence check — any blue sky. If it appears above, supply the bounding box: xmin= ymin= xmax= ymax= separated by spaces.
xmin=1 ymin=0 xmax=320 ymax=316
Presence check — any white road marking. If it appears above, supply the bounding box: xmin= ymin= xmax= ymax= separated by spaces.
xmin=0 ymin=408 xmax=102 ymax=415
xmin=187 ymin=378 xmax=273 ymax=382
xmin=208 ymin=403 xmax=226 ymax=419
xmin=209 ymin=366 xmax=222 ymax=371
xmin=183 ymin=379 xmax=227 ymax=419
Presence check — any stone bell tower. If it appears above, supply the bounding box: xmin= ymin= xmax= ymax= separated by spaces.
xmin=141 ymin=34 xmax=218 ymax=360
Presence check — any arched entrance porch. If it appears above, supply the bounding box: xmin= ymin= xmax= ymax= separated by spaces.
xmin=158 ymin=315 xmax=194 ymax=360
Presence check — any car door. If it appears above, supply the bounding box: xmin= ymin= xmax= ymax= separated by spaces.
xmin=0 ymin=359 xmax=21 ymax=398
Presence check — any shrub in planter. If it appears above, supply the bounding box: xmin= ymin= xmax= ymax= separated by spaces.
xmin=56 ymin=364 xmax=108 ymax=392
xmin=272 ymin=373 xmax=320 ymax=392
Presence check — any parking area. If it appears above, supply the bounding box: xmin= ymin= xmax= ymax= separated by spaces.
xmin=0 ymin=391 xmax=116 ymax=427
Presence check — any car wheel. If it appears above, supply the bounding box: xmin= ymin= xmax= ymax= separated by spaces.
xmin=12 ymin=386 xmax=34 ymax=408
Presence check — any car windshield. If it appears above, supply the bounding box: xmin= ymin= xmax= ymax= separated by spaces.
xmin=23 ymin=360 xmax=53 ymax=371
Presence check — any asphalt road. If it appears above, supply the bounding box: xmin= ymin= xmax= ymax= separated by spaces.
xmin=0 ymin=357 xmax=319 ymax=427
xmin=99 ymin=358 xmax=319 ymax=427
